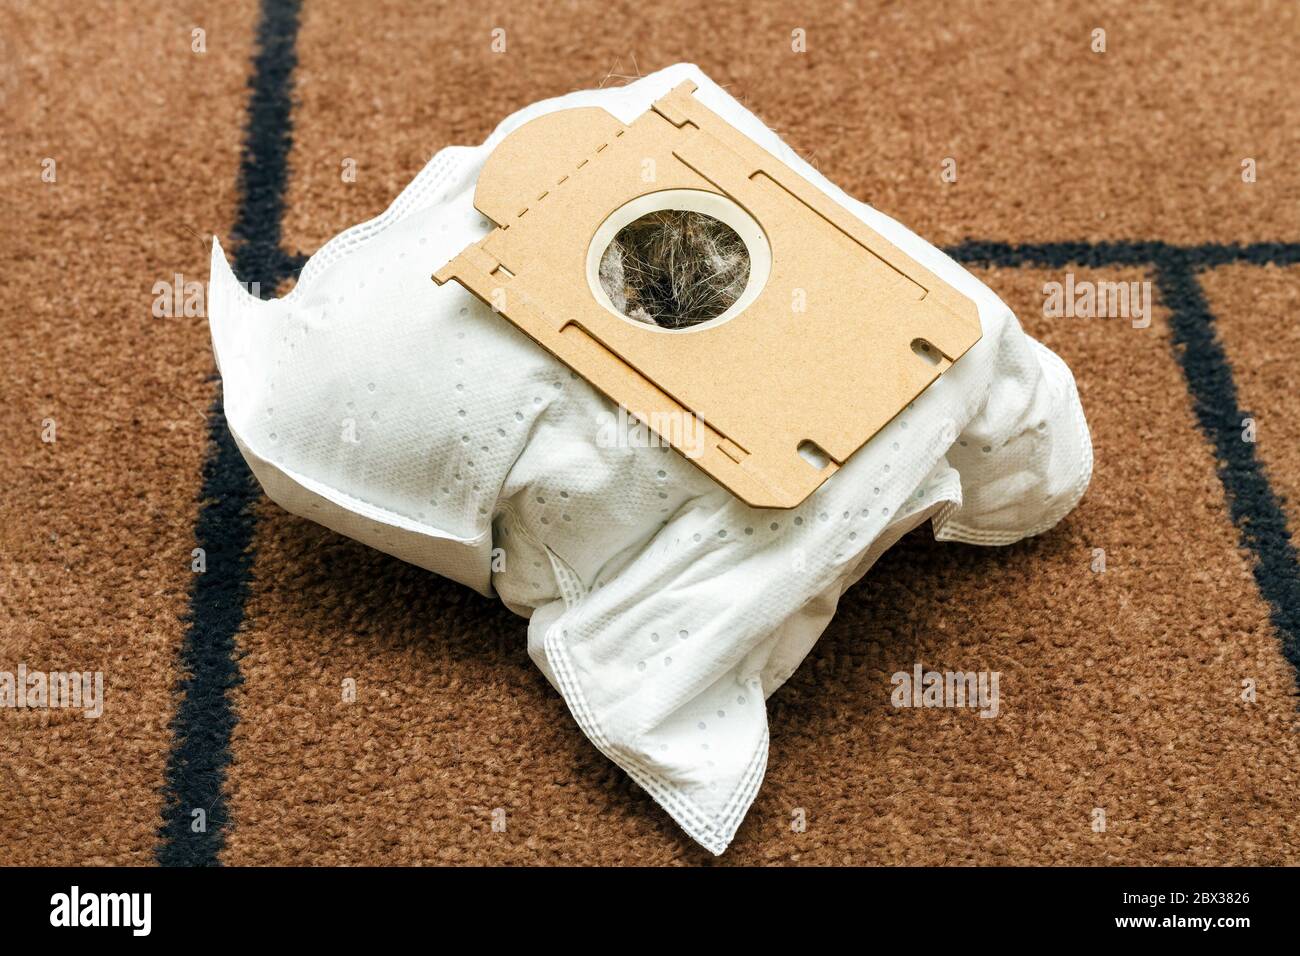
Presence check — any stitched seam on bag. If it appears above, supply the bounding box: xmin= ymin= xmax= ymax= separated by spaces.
xmin=241 ymin=433 xmax=489 ymax=546
xmin=544 ymin=547 xmax=587 ymax=607
xmin=544 ymin=622 xmax=767 ymax=853
xmin=493 ymin=501 xmax=582 ymax=605
xmin=545 ymin=626 xmax=720 ymax=835
xmin=284 ymin=153 xmax=464 ymax=299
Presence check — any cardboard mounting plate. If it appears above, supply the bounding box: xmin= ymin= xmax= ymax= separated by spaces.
xmin=434 ymin=81 xmax=981 ymax=509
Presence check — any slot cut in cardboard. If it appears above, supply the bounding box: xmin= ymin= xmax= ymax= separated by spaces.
xmin=434 ymin=81 xmax=982 ymax=509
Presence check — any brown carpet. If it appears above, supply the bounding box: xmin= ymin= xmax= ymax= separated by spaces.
xmin=3 ymin=0 xmax=1299 ymax=865
xmin=1 ymin=0 xmax=259 ymax=864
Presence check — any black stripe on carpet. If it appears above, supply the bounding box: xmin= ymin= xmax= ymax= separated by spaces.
xmin=157 ymin=0 xmax=304 ymax=867
xmin=947 ymin=240 xmax=1300 ymax=687
xmin=1155 ymin=252 xmax=1300 ymax=679
xmin=944 ymin=240 xmax=1300 ymax=270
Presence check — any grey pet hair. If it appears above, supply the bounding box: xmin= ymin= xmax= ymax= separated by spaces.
xmin=598 ymin=210 xmax=750 ymax=329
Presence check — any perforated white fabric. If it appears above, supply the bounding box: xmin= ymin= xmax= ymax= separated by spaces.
xmin=207 ymin=63 xmax=1092 ymax=854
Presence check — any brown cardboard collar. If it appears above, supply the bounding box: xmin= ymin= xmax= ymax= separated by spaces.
xmin=435 ymin=81 xmax=981 ymax=509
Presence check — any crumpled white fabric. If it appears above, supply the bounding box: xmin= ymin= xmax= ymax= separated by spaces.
xmin=207 ymin=63 xmax=1092 ymax=854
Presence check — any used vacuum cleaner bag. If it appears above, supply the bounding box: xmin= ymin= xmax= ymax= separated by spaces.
xmin=207 ymin=63 xmax=1092 ymax=854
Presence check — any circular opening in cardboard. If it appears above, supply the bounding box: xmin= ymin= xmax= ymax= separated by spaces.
xmin=587 ymin=190 xmax=771 ymax=332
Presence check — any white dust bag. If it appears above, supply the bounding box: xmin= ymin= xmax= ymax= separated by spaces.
xmin=207 ymin=63 xmax=1092 ymax=854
